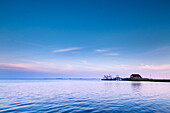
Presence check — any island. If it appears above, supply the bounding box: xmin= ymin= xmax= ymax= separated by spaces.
xmin=101 ymin=74 xmax=170 ymax=82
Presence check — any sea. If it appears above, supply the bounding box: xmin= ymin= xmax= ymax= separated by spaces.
xmin=0 ymin=78 xmax=170 ymax=113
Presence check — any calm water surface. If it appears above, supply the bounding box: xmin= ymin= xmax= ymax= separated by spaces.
xmin=0 ymin=79 xmax=170 ymax=113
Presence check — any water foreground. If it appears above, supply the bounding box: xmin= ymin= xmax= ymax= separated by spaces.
xmin=0 ymin=79 xmax=170 ymax=113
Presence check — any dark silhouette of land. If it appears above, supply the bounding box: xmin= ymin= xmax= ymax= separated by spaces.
xmin=102 ymin=74 xmax=170 ymax=82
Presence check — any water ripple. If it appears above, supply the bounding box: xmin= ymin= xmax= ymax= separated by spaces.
xmin=0 ymin=80 xmax=170 ymax=113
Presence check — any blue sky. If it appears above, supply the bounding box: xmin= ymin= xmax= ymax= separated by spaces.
xmin=0 ymin=0 xmax=170 ymax=78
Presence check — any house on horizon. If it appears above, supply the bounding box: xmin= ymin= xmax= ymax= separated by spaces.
xmin=130 ymin=74 xmax=142 ymax=79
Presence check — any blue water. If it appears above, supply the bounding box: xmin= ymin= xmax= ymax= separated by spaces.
xmin=0 ymin=79 xmax=170 ymax=113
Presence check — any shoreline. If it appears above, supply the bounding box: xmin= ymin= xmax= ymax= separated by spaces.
xmin=101 ymin=79 xmax=170 ymax=82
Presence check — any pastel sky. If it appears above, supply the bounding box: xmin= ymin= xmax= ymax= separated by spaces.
xmin=0 ymin=0 xmax=170 ymax=78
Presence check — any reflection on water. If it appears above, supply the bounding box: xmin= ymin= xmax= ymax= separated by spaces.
xmin=0 ymin=80 xmax=170 ymax=113
xmin=131 ymin=82 xmax=142 ymax=92
xmin=131 ymin=82 xmax=142 ymax=96
xmin=104 ymin=81 xmax=120 ymax=88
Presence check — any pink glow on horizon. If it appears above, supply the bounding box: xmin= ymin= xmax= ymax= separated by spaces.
xmin=139 ymin=64 xmax=170 ymax=70
xmin=0 ymin=62 xmax=170 ymax=78
xmin=0 ymin=63 xmax=50 ymax=73
xmin=0 ymin=63 xmax=75 ymax=73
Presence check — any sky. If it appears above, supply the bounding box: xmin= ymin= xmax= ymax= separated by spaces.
xmin=0 ymin=0 xmax=170 ymax=78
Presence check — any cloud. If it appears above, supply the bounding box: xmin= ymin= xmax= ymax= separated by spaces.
xmin=0 ymin=62 xmax=76 ymax=74
xmin=152 ymin=46 xmax=170 ymax=52
xmin=80 ymin=60 xmax=88 ymax=65
xmin=139 ymin=64 xmax=170 ymax=70
xmin=95 ymin=48 xmax=120 ymax=52
xmin=95 ymin=49 xmax=108 ymax=52
xmin=64 ymin=64 xmax=73 ymax=71
xmin=9 ymin=39 xmax=46 ymax=48
xmin=0 ymin=63 xmax=49 ymax=72
xmin=144 ymin=46 xmax=170 ymax=55
xmin=105 ymin=53 xmax=120 ymax=56
xmin=53 ymin=47 xmax=81 ymax=53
